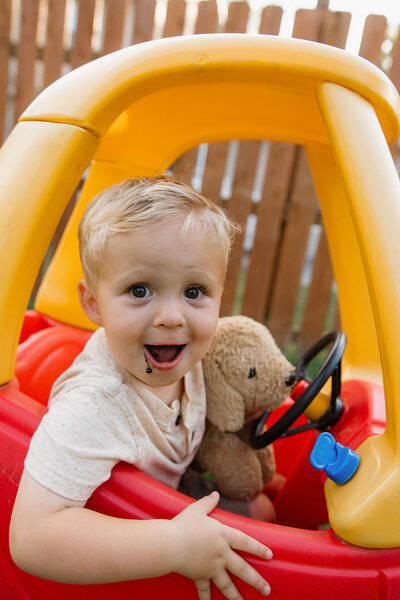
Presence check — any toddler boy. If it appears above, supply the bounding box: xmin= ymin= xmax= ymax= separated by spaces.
xmin=10 ymin=176 xmax=273 ymax=600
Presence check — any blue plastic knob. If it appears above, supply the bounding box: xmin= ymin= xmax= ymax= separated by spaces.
xmin=310 ymin=432 xmax=360 ymax=485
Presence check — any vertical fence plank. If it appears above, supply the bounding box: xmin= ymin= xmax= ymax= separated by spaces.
xmin=242 ymin=142 xmax=296 ymax=322
xmin=224 ymin=1 xmax=248 ymax=32
xmin=301 ymin=228 xmax=334 ymax=350
xmin=171 ymin=0 xmax=219 ymax=184
xmin=102 ymin=0 xmax=126 ymax=55
xmin=240 ymin=5 xmax=285 ymax=322
xmin=195 ymin=0 xmax=219 ymax=34
xmin=259 ymin=4 xmax=283 ymax=35
xmin=201 ymin=142 xmax=227 ymax=202
xmin=221 ymin=140 xmax=260 ymax=316
xmin=266 ymin=9 xmax=323 ymax=347
xmin=132 ymin=0 xmax=156 ymax=44
xmin=267 ymin=148 xmax=317 ymax=347
xmin=70 ymin=0 xmax=96 ymax=70
xmin=268 ymin=8 xmax=350 ymax=348
xmin=0 ymin=0 xmax=11 ymax=140
xmin=291 ymin=8 xmax=324 ymax=41
xmin=215 ymin=1 xmax=257 ymax=315
xmin=42 ymin=0 xmax=66 ymax=89
xmin=358 ymin=14 xmax=386 ymax=65
xmin=170 ymin=148 xmax=199 ymax=184
xmin=389 ymin=27 xmax=400 ymax=92
xmin=201 ymin=0 xmax=250 ymax=203
xmin=388 ymin=26 xmax=400 ymax=164
xmin=14 ymin=0 xmax=40 ymax=122
xmin=318 ymin=9 xmax=351 ymax=48
xmin=41 ymin=0 xmax=95 ymax=298
xmin=298 ymin=9 xmax=350 ymax=346
xmin=163 ymin=0 xmax=186 ymax=37
xmin=359 ymin=15 xmax=388 ymax=161
xmin=299 ymin=217 xmax=336 ymax=348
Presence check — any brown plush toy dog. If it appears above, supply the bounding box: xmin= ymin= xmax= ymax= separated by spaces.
xmin=197 ymin=315 xmax=295 ymax=501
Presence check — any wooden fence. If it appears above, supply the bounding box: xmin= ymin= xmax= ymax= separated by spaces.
xmin=3 ymin=0 xmax=400 ymax=357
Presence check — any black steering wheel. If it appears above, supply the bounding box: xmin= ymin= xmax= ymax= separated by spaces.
xmin=250 ymin=330 xmax=347 ymax=449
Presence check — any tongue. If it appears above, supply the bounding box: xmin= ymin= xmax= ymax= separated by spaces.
xmin=147 ymin=345 xmax=180 ymax=363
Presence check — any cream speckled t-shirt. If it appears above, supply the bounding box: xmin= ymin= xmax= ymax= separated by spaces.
xmin=25 ymin=328 xmax=206 ymax=502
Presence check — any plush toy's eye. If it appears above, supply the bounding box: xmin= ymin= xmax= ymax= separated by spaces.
xmin=248 ymin=367 xmax=257 ymax=379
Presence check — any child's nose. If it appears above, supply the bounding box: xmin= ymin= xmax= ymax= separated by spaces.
xmin=153 ymin=298 xmax=185 ymax=328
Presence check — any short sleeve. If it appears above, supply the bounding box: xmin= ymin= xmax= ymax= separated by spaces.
xmin=25 ymin=385 xmax=138 ymax=502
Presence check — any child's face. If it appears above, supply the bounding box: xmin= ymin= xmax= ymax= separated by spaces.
xmin=79 ymin=219 xmax=225 ymax=396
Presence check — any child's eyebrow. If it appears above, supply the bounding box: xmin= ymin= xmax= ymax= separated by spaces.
xmin=112 ymin=266 xmax=154 ymax=281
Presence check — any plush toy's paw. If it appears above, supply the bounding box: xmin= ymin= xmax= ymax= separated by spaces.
xmin=248 ymin=492 xmax=277 ymax=522
xmin=256 ymin=445 xmax=277 ymax=484
xmin=263 ymin=473 xmax=286 ymax=500
xmin=197 ymin=430 xmax=264 ymax=501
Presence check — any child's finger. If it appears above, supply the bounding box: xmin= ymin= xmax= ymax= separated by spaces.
xmin=190 ymin=491 xmax=220 ymax=516
xmin=225 ymin=550 xmax=271 ymax=596
xmin=212 ymin=571 xmax=244 ymax=600
xmin=224 ymin=525 xmax=273 ymax=560
xmin=195 ymin=578 xmax=211 ymax=600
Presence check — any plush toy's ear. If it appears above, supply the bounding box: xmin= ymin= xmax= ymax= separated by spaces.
xmin=204 ymin=358 xmax=245 ymax=432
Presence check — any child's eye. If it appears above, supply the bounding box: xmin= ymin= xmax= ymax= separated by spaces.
xmin=184 ymin=286 xmax=205 ymax=300
xmin=128 ymin=285 xmax=151 ymax=299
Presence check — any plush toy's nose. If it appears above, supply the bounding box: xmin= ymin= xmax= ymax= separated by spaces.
xmin=285 ymin=371 xmax=296 ymax=387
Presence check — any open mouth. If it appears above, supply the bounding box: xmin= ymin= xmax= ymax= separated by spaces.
xmin=144 ymin=344 xmax=186 ymax=371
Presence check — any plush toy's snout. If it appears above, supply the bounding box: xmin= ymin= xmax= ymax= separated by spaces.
xmin=286 ymin=371 xmax=297 ymax=387
xmin=197 ymin=315 xmax=293 ymax=501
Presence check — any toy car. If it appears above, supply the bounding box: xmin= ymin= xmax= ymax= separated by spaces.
xmin=0 ymin=34 xmax=399 ymax=599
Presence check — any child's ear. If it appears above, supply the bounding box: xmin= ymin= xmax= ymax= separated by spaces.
xmin=77 ymin=280 xmax=102 ymax=326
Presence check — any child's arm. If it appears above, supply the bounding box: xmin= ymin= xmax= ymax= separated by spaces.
xmin=10 ymin=470 xmax=272 ymax=599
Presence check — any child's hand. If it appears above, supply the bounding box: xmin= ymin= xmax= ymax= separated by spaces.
xmin=171 ymin=491 xmax=272 ymax=600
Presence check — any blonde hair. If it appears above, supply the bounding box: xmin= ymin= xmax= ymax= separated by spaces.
xmin=78 ymin=175 xmax=239 ymax=289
